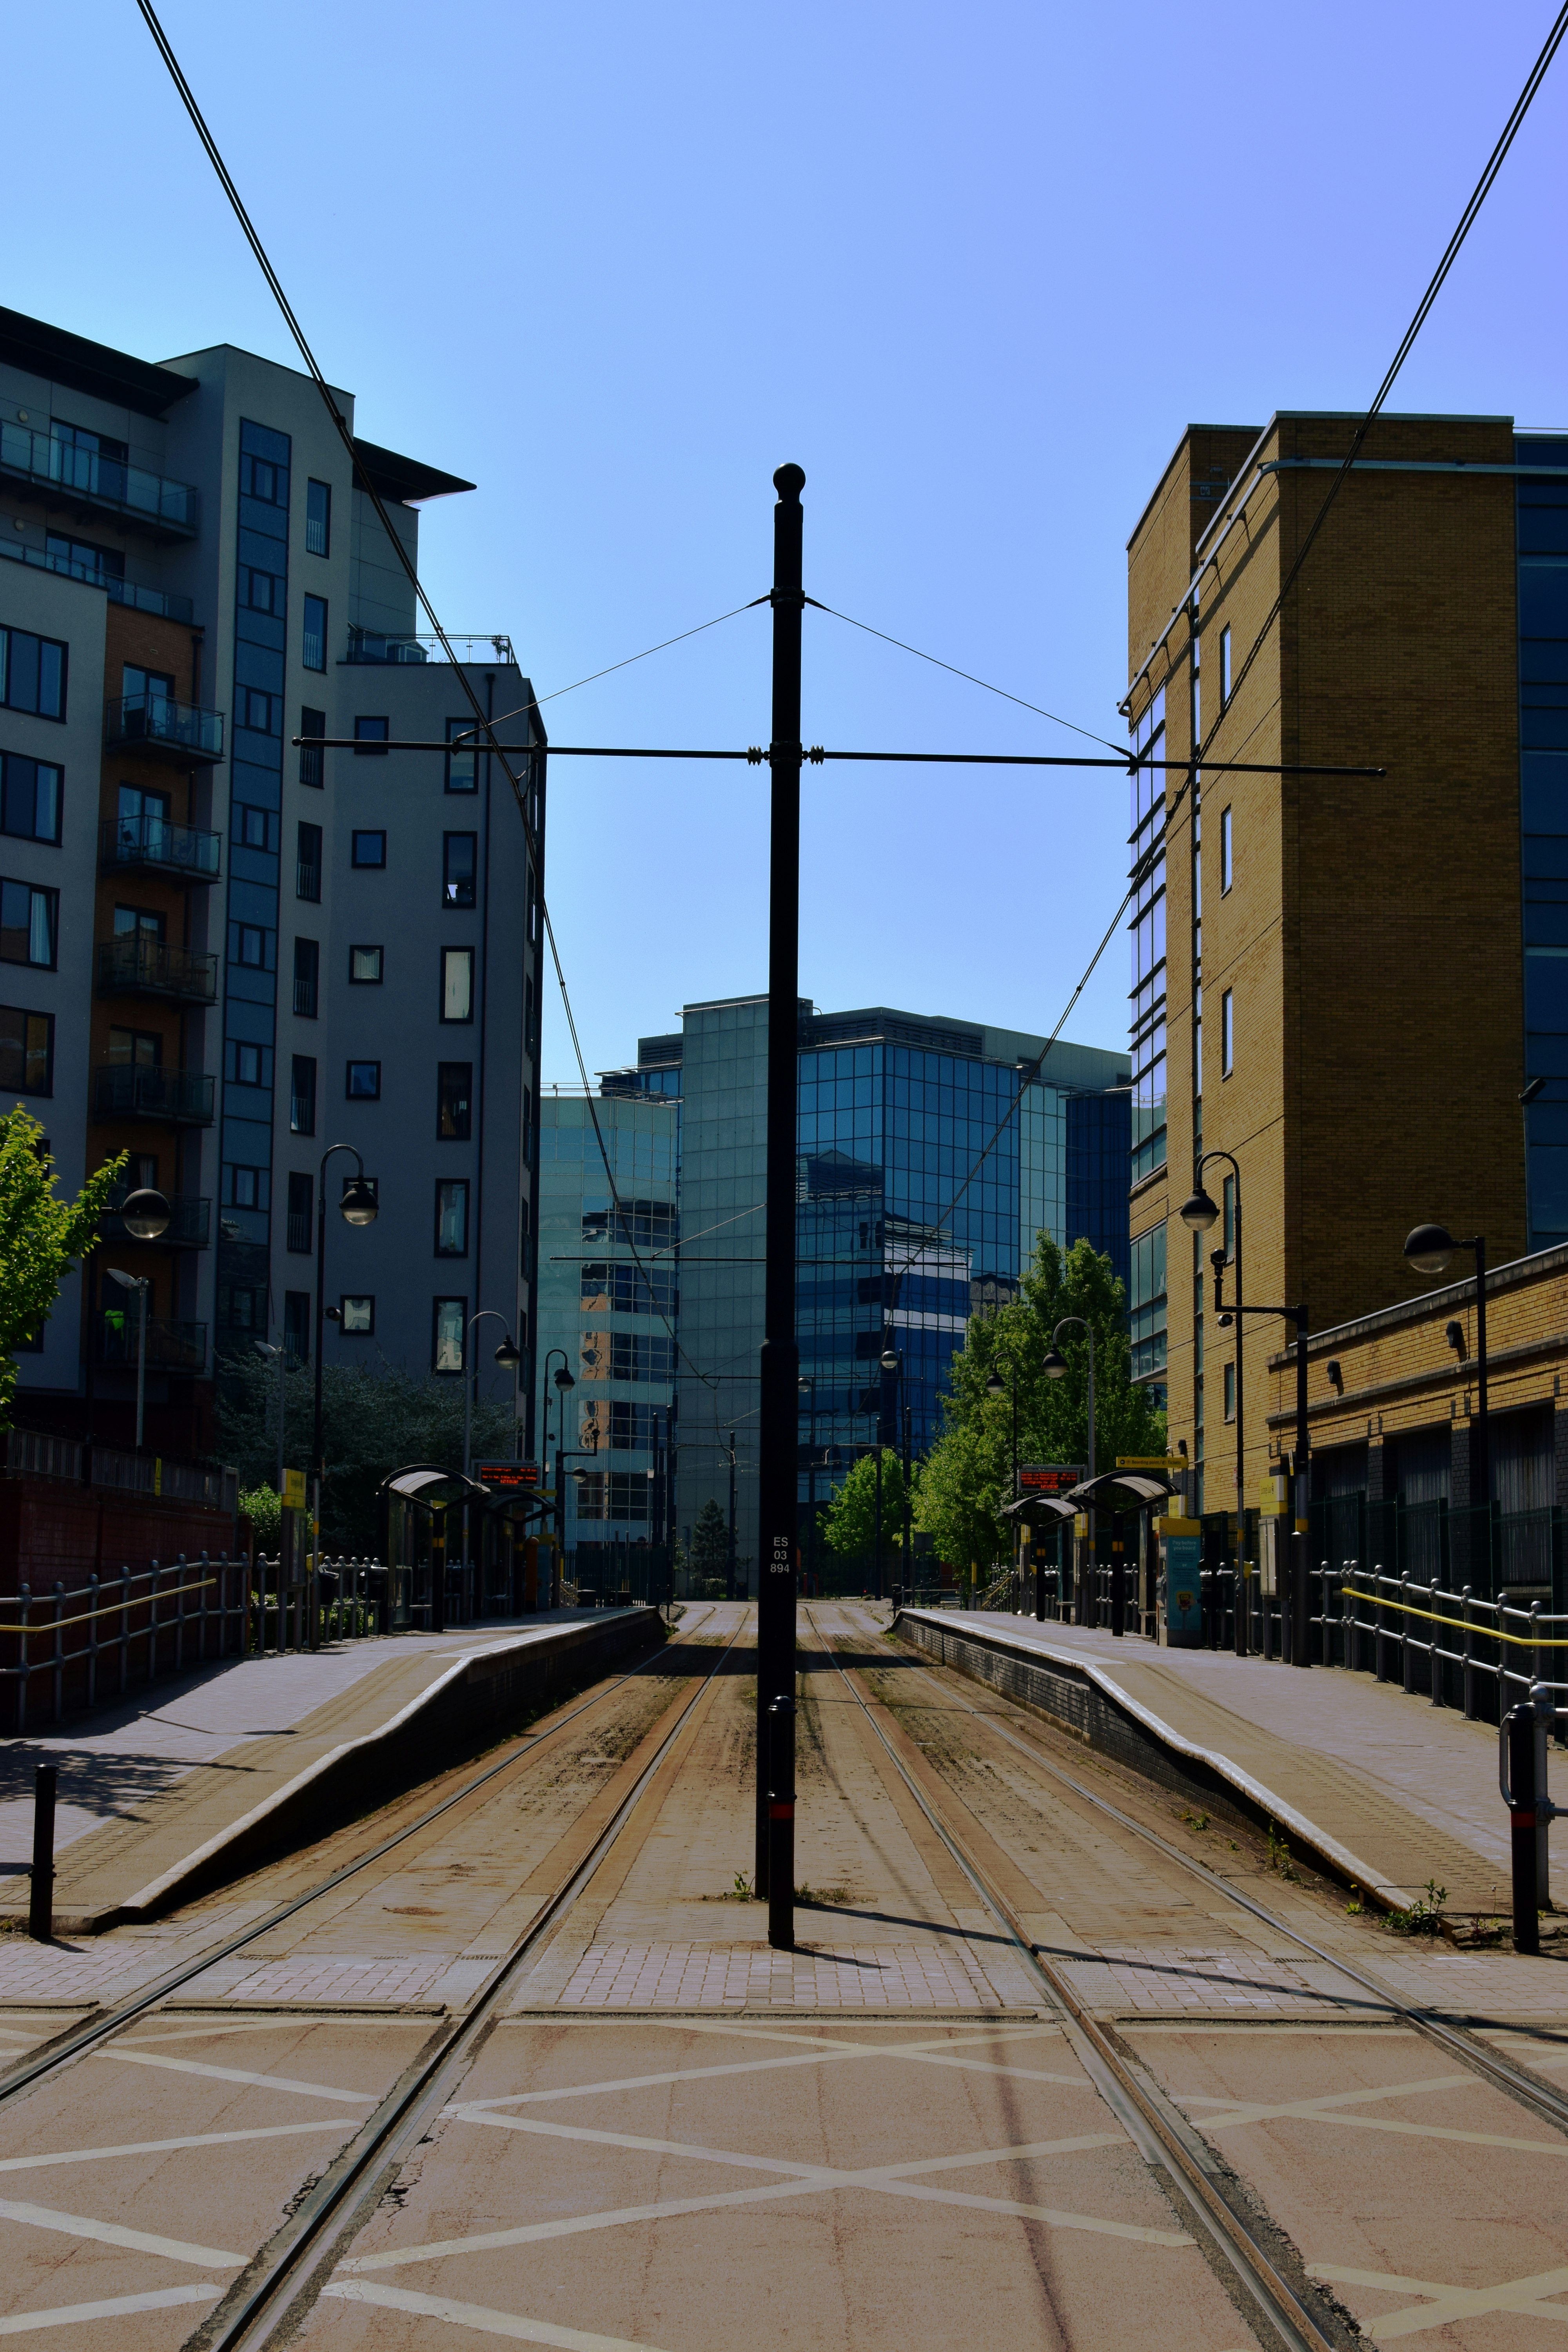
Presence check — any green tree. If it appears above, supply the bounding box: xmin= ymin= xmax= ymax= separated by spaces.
xmin=914 ymin=1232 xmax=1165 ymax=1571
xmin=217 ymin=1353 xmax=518 ymax=1553
xmin=820 ymin=1447 xmax=908 ymax=1557
xmin=688 ymin=1497 xmax=731 ymax=1586
xmin=0 ymin=1111 xmax=122 ymax=1432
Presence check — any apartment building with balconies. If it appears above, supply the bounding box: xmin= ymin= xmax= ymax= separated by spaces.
xmin=0 ymin=307 xmax=543 ymax=1459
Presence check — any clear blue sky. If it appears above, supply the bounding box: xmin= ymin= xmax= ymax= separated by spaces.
xmin=11 ymin=3 xmax=1567 ymax=1080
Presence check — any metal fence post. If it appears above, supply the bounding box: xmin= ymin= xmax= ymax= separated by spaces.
xmin=86 ymin=1573 xmax=100 ymax=1712
xmin=1400 ymin=1572 xmax=1411 ymax=1693
xmin=1462 ymin=1585 xmax=1474 ymax=1721
xmin=147 ymin=1560 xmax=161 ymax=1683
xmin=16 ymin=1586 xmax=29 ymax=1736
xmin=51 ymin=1583 xmax=64 ymax=1725
xmin=1504 ymin=1700 xmax=1540 ymax=1954
xmin=118 ymin=1566 xmax=130 ymax=1695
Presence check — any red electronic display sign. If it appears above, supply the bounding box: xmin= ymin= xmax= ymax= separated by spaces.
xmin=476 ymin=1462 xmax=540 ymax=1490
xmin=1017 ymin=1463 xmax=1084 ymax=1495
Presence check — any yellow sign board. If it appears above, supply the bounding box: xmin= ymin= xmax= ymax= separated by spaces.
xmin=282 ymin=1468 xmax=307 ymax=1511
xmin=1118 ymin=1456 xmax=1186 ymax=1470
xmin=1156 ymin=1515 xmax=1201 ymax=1539
xmin=1259 ymin=1476 xmax=1287 ymax=1517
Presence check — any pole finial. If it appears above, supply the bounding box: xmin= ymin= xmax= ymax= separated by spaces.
xmin=773 ymin=463 xmax=806 ymax=502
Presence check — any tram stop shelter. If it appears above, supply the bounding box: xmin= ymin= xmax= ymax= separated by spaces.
xmin=1061 ymin=1470 xmax=1172 ymax=1637
xmin=379 ymin=1464 xmax=557 ymax=1631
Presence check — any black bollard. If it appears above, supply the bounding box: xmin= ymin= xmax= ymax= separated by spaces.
xmin=1507 ymin=1702 xmax=1540 ymax=1956
xmin=1110 ymin=1542 xmax=1125 ymax=1639
xmin=29 ymin=1764 xmax=56 ymax=1942
xmin=766 ymin=1693 xmax=795 ymax=1952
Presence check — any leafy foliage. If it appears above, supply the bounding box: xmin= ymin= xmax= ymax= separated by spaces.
xmin=688 ymin=1497 xmax=731 ymax=1581
xmin=820 ymin=1446 xmax=909 ymax=1556
xmin=217 ymin=1352 xmax=517 ymax=1553
xmin=0 ymin=1111 xmax=122 ymax=1431
xmin=913 ymin=1232 xmax=1165 ymax=1571
xmin=238 ymin=1485 xmax=282 ymax=1550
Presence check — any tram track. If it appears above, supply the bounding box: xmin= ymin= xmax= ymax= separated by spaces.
xmin=858 ymin=1607 xmax=1568 ymax=2142
xmin=194 ymin=1605 xmax=748 ymax=2352
xmin=0 ymin=1605 xmax=721 ymax=2114
xmin=805 ymin=1607 xmax=1359 ymax=2352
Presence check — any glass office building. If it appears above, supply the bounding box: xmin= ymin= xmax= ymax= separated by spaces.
xmin=535 ymin=1091 xmax=680 ymax=1572
xmin=600 ymin=998 xmax=1129 ymax=1582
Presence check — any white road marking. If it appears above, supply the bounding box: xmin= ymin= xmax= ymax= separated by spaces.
xmin=1182 ymin=2073 xmax=1568 ymax=2156
xmin=0 ymin=2118 xmax=365 ymax=2174
xmin=0 ymin=2286 xmax=223 ymax=2335
xmin=1309 ymin=2258 xmax=1568 ymax=2339
xmin=0 ymin=2196 xmax=243 ymax=2266
xmin=324 ymin=2279 xmax=673 ymax=2349
xmin=116 ymin=2018 xmax=390 ymax=2047
xmin=95 ymin=2049 xmax=374 ymax=2101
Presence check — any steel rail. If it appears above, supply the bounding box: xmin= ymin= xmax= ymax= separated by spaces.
xmin=0 ymin=1608 xmax=718 ymax=2112
xmin=806 ymin=1609 xmax=1337 ymax=2352
xmin=879 ymin=1608 xmax=1568 ymax=2141
xmin=201 ymin=1607 xmax=748 ymax=2352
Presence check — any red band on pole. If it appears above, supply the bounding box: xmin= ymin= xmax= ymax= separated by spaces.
xmin=768 ymin=1802 xmax=795 ymax=1819
xmin=1512 ymin=1809 xmax=1537 ymax=1828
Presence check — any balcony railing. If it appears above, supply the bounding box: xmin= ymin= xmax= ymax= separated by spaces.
xmin=96 ymin=935 xmax=218 ymax=1005
xmin=93 ymin=1064 xmax=215 ymax=1126
xmin=105 ymin=694 xmax=224 ymax=767
xmin=293 ymin=977 xmax=317 ymax=1018
xmin=0 ymin=534 xmax=194 ymax=622
xmin=0 ymin=420 xmax=198 ymax=536
xmin=100 ymin=815 xmax=221 ymax=883
xmin=286 ymin=1210 xmax=312 ymax=1253
xmin=344 ymin=628 xmax=514 ymax=666
xmin=94 ymin=1314 xmax=207 ymax=1372
xmin=99 ymin=1189 xmax=211 ymax=1249
xmin=296 ymin=862 xmax=319 ymax=902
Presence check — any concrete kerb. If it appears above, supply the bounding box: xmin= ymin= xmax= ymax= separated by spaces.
xmin=13 ymin=1608 xmax=666 ymax=1935
xmin=893 ymin=1608 xmax=1394 ymax=1907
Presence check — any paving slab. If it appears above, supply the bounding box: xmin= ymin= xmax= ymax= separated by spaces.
xmin=902 ymin=1608 xmax=1560 ymax=1915
xmin=0 ymin=1610 xmax=650 ymax=1933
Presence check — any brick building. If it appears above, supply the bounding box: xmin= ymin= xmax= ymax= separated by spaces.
xmin=1123 ymin=410 xmax=1568 ymax=1523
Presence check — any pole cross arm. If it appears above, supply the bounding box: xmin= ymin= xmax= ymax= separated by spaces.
xmin=290 ymin=735 xmax=1384 ymax=779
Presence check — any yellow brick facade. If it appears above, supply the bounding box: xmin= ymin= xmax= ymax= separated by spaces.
xmin=1126 ymin=414 xmax=1527 ymax=1515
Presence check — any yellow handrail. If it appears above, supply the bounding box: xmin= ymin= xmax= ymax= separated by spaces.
xmin=1339 ymin=1586 xmax=1568 ymax=1650
xmin=0 ymin=1576 xmax=220 ymax=1635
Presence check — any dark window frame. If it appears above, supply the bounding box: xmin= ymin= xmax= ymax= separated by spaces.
xmin=434 ymin=1176 xmax=470 ymax=1258
xmin=437 ymin=1060 xmax=473 ymax=1141
xmin=0 ymin=1004 xmax=54 ymax=1096
xmin=440 ymin=944 xmax=475 ymax=1023
xmin=442 ymin=831 xmax=478 ymax=908
xmin=352 ymin=829 xmax=386 ymax=868
xmin=305 ymin=478 xmax=332 ymax=556
xmin=346 ymin=1059 xmax=382 ymax=1101
xmin=354 ymin=716 xmax=389 ymax=757
xmin=0 ymin=752 xmax=63 ymax=845
xmin=0 ymin=878 xmax=58 ymax=970
xmin=0 ymin=626 xmax=67 ymax=722
xmin=348 ymin=944 xmax=383 ymax=983
xmin=298 ymin=706 xmax=325 ymax=788
xmin=339 ymin=1293 xmax=374 ymax=1336
xmin=290 ymin=1054 xmax=317 ymax=1136
xmin=432 ymin=1294 xmax=468 ymax=1376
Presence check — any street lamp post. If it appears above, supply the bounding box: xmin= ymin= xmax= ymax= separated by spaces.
xmin=102 ymin=1187 xmax=169 ymax=1456
xmin=726 ymin=1432 xmax=738 ymax=1602
xmin=875 ymin=1333 xmax=900 ymax=1604
xmin=1405 ymin=1223 xmax=1490 ymax=1569
xmin=1044 ymin=1316 xmax=1095 ymax=1624
xmin=798 ymin=1374 xmax=815 ymax=1597
xmin=312 ymin=1145 xmax=379 ymax=1579
xmin=985 ymin=1361 xmax=1019 ymax=1603
xmin=1180 ymin=1152 xmax=1245 ymax=1653
xmin=1206 ymin=1260 xmax=1312 ymax=1667
xmin=254 ymin=1336 xmax=287 ymax=1495
xmin=461 ymin=1313 xmax=522 ymax=1612
xmin=543 ymin=1351 xmax=576 ymax=1607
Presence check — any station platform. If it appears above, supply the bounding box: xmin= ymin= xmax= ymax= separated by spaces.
xmin=899 ymin=1607 xmax=1563 ymax=1916
xmin=0 ymin=1608 xmax=653 ymax=1935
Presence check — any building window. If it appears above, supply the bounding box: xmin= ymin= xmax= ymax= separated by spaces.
xmin=1129 ymin=1223 xmax=1167 ymax=1384
xmin=46 ymin=532 xmax=123 ymax=585
xmin=1220 ymin=805 xmax=1232 ymax=893
xmin=0 ymin=754 xmax=62 ymax=845
xmin=284 ymin=1289 xmax=311 ymax=1359
xmin=1221 ymin=988 xmax=1234 ymax=1076
xmin=346 ymin=1059 xmax=381 ymax=1100
xmin=609 ymin=1332 xmax=677 ymax=1383
xmin=1223 ymin=1361 xmax=1236 ymax=1422
xmin=241 ymin=451 xmax=286 ymax=504
xmin=354 ymin=717 xmax=388 ymax=756
xmin=1220 ymin=625 xmax=1232 ymax=706
xmin=299 ymin=706 xmax=325 ymax=788
xmin=352 ymin=830 xmax=385 ymax=868
xmin=290 ymin=1054 xmax=316 ymax=1134
xmin=340 ymin=1294 xmax=374 ymax=1335
xmin=242 ymin=688 xmax=279 ymax=735
xmin=0 ymin=1006 xmax=52 ymax=1095
xmin=437 ymin=1062 xmax=472 ymax=1140
xmin=441 ymin=946 xmax=474 ymax=1022
xmin=349 ymin=944 xmax=383 ymax=983
xmin=305 ymin=478 xmax=331 ymax=556
xmin=227 ymin=1039 xmax=268 ymax=1087
xmin=240 ymin=566 xmax=283 ymax=615
xmin=432 ymin=1296 xmax=466 ymax=1373
xmin=232 ymin=923 xmax=270 ymax=969
xmin=287 ymin=1170 xmax=312 ymax=1252
xmin=236 ymin=804 xmax=272 ymax=851
xmin=0 ymin=880 xmax=56 ymax=969
xmin=0 ymin=627 xmax=67 ymax=720
xmin=296 ymin=821 xmax=322 ymax=901
xmin=434 ymin=1178 xmax=469 ymax=1256
xmin=302 ymin=594 xmax=327 ymax=672
xmin=446 ymin=718 xmax=478 ymax=793
xmin=1222 ymin=1172 xmax=1236 ymax=1262
xmin=443 ymin=833 xmax=477 ymax=908
xmin=293 ymin=937 xmax=319 ymax=1018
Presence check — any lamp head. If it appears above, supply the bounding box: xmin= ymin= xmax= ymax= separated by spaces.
xmin=339 ymin=1175 xmax=378 ymax=1227
xmin=1404 ymin=1221 xmax=1455 ymax=1277
xmin=1180 ymin=1182 xmax=1220 ymax=1232
xmin=1042 ymin=1348 xmax=1068 ymax=1381
xmin=880 ymin=1345 xmax=900 ymax=1375
xmin=554 ymin=1365 xmax=576 ymax=1390
xmin=798 ymin=1373 xmax=813 ymax=1394
xmin=325 ymin=1305 xmax=341 ymax=1321
xmin=120 ymin=1186 xmax=170 ymax=1241
xmin=105 ymin=1267 xmax=140 ymax=1290
xmin=494 ymin=1335 xmax=522 ymax=1369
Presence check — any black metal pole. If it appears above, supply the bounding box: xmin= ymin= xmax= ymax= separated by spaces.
xmin=901 ymin=1397 xmax=913 ymax=1605
xmin=1508 ymin=1702 xmax=1539 ymax=1953
xmin=1293 ymin=1303 xmax=1311 ymax=1668
xmin=874 ymin=1438 xmax=884 ymax=1602
xmin=756 ymin=463 xmax=804 ymax=1933
xmin=727 ymin=1434 xmax=737 ymax=1603
xmin=29 ymin=1763 xmax=56 ymax=1941
xmin=1474 ymin=1236 xmax=1490 ymax=1577
xmin=767 ymin=1692 xmax=796 ymax=1949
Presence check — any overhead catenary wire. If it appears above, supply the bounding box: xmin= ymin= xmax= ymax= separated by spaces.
xmin=810 ymin=601 xmax=1129 ymax=756
xmin=133 ymin=0 xmax=732 ymax=1411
